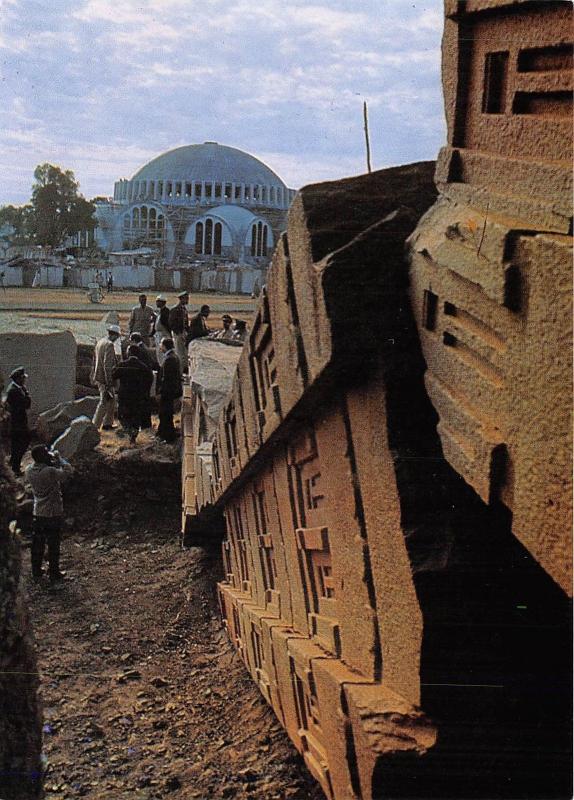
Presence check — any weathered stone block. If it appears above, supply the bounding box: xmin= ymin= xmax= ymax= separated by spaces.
xmin=36 ymin=396 xmax=99 ymax=443
xmin=52 ymin=416 xmax=100 ymax=460
xmin=0 ymin=331 xmax=76 ymax=423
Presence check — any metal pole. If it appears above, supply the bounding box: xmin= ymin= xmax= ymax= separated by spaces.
xmin=363 ymin=101 xmax=372 ymax=174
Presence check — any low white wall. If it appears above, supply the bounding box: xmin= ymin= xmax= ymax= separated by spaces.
xmin=0 ymin=266 xmax=23 ymax=286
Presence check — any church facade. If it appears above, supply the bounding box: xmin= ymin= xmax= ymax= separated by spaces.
xmin=93 ymin=142 xmax=296 ymax=265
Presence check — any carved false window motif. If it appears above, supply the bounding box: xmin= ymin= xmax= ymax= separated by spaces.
xmin=482 ymin=51 xmax=509 ymax=114
xmin=251 ymin=624 xmax=272 ymax=703
xmin=252 ymin=483 xmax=279 ymax=612
xmin=231 ymin=604 xmax=244 ymax=660
xmin=229 ymin=502 xmax=250 ymax=593
xmin=250 ymin=293 xmax=281 ymax=435
xmin=423 ymin=289 xmax=438 ymax=331
xmin=222 ymin=539 xmax=233 ymax=584
xmin=224 ymin=403 xmax=238 ymax=474
xmin=289 ymin=431 xmax=339 ymax=653
xmin=290 ymin=656 xmax=330 ymax=794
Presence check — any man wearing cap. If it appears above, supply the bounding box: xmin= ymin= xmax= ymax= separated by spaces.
xmin=91 ymin=325 xmax=121 ymax=430
xmin=169 ymin=291 xmax=190 ymax=371
xmin=26 ymin=444 xmax=73 ymax=583
xmin=210 ymin=314 xmax=234 ymax=341
xmin=128 ymin=294 xmax=156 ymax=346
xmin=189 ymin=304 xmax=211 ymax=342
xmin=4 ymin=366 xmax=31 ymax=475
xmin=153 ymin=295 xmax=171 ymax=365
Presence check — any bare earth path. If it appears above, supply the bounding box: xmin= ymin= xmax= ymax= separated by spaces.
xmin=24 ymin=441 xmax=322 ymax=800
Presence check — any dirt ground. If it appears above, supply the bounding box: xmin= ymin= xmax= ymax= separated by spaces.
xmin=20 ymin=431 xmax=323 ymax=800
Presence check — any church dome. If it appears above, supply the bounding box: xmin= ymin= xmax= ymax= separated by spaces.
xmin=132 ymin=142 xmax=287 ymax=187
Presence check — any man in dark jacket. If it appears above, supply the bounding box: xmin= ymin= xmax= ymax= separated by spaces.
xmin=188 ymin=304 xmax=211 ymax=342
xmin=156 ymin=338 xmax=182 ymax=443
xmin=4 ymin=366 xmax=31 ymax=475
xmin=169 ymin=291 xmax=189 ymax=371
xmin=127 ymin=333 xmax=155 ymax=428
xmin=112 ymin=345 xmax=154 ymax=444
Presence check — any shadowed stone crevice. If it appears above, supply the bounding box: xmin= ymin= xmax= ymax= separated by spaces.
xmin=0 ymin=380 xmax=43 ymax=800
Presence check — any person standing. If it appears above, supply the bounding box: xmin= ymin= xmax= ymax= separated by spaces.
xmin=4 ymin=366 xmax=31 ymax=475
xmin=106 ymin=272 xmax=114 ymax=293
xmin=156 ymin=338 xmax=182 ymax=443
xmin=26 ymin=445 xmax=73 ymax=583
xmin=91 ymin=324 xmax=121 ymax=430
xmin=112 ymin=345 xmax=153 ymax=444
xmin=168 ymin=291 xmax=190 ymax=372
xmin=0 ymin=270 xmax=6 ymax=293
xmin=153 ymin=295 xmax=171 ymax=365
xmin=188 ymin=304 xmax=211 ymax=341
xmin=128 ymin=294 xmax=156 ymax=346
xmin=128 ymin=332 xmax=154 ymax=428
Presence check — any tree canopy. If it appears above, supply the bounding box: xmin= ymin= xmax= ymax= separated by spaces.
xmin=0 ymin=163 xmax=97 ymax=249
xmin=30 ymin=164 xmax=97 ymax=247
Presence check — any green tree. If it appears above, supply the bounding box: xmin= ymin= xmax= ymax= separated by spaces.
xmin=0 ymin=204 xmax=34 ymax=242
xmin=30 ymin=163 xmax=97 ymax=248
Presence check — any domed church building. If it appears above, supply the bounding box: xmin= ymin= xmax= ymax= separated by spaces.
xmin=94 ymin=142 xmax=296 ymax=267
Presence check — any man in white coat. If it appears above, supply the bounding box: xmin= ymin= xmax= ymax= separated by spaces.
xmin=91 ymin=324 xmax=121 ymax=429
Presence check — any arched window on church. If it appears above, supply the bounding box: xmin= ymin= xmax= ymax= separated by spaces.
xmin=214 ymin=222 xmax=222 ymax=255
xmin=157 ymin=214 xmax=164 ymax=238
xmin=251 ymin=222 xmax=269 ymax=258
xmin=195 ymin=222 xmax=204 ymax=254
xmin=205 ymin=218 xmax=213 ymax=255
xmin=252 ymin=222 xmax=258 ymax=255
xmin=133 ymin=207 xmax=140 ymax=229
xmin=149 ymin=207 xmax=157 ymax=237
xmin=141 ymin=206 xmax=148 ymax=230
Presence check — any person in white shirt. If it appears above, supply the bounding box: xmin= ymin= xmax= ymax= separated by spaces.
xmin=26 ymin=445 xmax=73 ymax=583
xmin=210 ymin=314 xmax=235 ymax=341
xmin=91 ymin=324 xmax=121 ymax=430
xmin=128 ymin=294 xmax=156 ymax=346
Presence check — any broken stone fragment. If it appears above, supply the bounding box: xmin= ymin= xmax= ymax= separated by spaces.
xmin=52 ymin=416 xmax=100 ymax=460
xmin=36 ymin=396 xmax=99 ymax=443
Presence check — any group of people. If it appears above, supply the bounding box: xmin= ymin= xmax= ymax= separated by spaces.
xmin=129 ymin=292 xmax=248 ymax=368
xmin=1 ymin=291 xmax=250 ymax=582
xmin=92 ymin=292 xmax=248 ymax=444
xmin=91 ymin=323 xmax=182 ymax=445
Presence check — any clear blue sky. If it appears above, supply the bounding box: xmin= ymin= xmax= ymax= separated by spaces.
xmin=0 ymin=0 xmax=445 ymax=205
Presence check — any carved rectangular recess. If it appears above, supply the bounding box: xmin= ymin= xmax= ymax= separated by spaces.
xmin=482 ymin=51 xmax=509 ymax=114
xmin=250 ymin=291 xmax=282 ymax=431
xmin=251 ymin=480 xmax=281 ymax=613
xmin=296 ymin=526 xmax=340 ymax=655
xmin=251 ymin=624 xmax=272 ymax=704
xmin=222 ymin=540 xmax=234 ymax=585
xmin=512 ymin=91 xmax=572 ymax=117
xmin=517 ymin=44 xmax=573 ymax=73
xmin=228 ymin=501 xmax=251 ymax=592
xmin=290 ymin=656 xmax=332 ymax=798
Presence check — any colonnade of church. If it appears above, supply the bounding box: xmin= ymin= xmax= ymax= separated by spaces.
xmin=113 ymin=178 xmax=295 ymax=209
